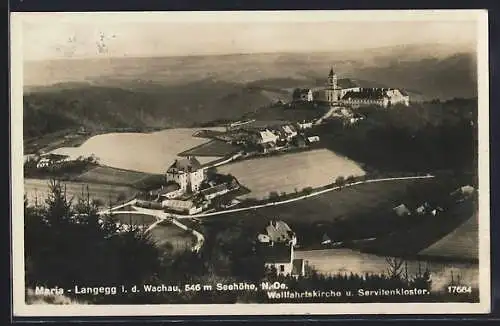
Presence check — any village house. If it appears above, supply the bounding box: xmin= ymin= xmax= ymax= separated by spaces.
xmin=161 ymin=198 xmax=206 ymax=215
xmin=296 ymin=121 xmax=313 ymax=130
xmin=153 ymin=182 xmax=183 ymax=200
xmin=306 ymin=136 xmax=320 ymax=144
xmin=254 ymin=129 xmax=280 ymax=145
xmin=165 ymin=156 xmax=205 ymax=193
xmin=258 ymin=220 xmax=305 ymax=278
xmin=280 ymin=125 xmax=298 ymax=141
xmin=393 ymin=203 xmax=411 ymax=217
xmin=36 ymin=153 xmax=71 ymax=168
xmin=200 ymin=183 xmax=232 ymax=200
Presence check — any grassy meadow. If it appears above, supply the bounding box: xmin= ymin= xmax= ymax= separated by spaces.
xmin=217 ymin=149 xmax=366 ymax=199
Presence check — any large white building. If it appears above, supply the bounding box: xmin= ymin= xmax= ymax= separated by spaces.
xmin=166 ymin=156 xmax=205 ymax=193
xmin=314 ymin=67 xmax=410 ymax=108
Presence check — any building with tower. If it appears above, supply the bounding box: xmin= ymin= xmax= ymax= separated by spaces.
xmin=165 ymin=156 xmax=206 ymax=194
xmin=312 ymin=67 xmax=410 ymax=108
xmin=325 ymin=67 xmax=342 ymax=104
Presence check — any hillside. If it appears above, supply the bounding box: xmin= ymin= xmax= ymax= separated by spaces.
xmin=23 ymin=79 xmax=282 ymax=138
xmin=419 ymin=212 xmax=478 ymax=261
xmin=23 ymin=46 xmax=477 ymax=138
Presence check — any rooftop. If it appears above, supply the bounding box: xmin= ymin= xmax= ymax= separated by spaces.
xmin=342 ymin=88 xmax=389 ymax=101
xmin=163 ymin=199 xmax=195 ymax=210
xmin=158 ymin=182 xmax=181 ymax=195
xmin=40 ymin=153 xmax=70 ymax=161
xmin=200 ymin=183 xmax=230 ymax=196
xmin=261 ymin=244 xmax=292 ymax=264
xmin=168 ymin=156 xmax=202 ymax=173
xmin=265 ymin=220 xmax=295 ymax=243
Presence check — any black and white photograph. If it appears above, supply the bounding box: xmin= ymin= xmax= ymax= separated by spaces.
xmin=11 ymin=10 xmax=490 ymax=316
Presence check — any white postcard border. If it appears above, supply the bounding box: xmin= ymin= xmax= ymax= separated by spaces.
xmin=11 ymin=9 xmax=491 ymax=317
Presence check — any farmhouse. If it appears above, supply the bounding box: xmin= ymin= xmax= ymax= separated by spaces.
xmin=200 ymin=183 xmax=232 ymax=200
xmin=161 ymin=199 xmax=205 ymax=215
xmin=254 ymin=130 xmax=280 ymax=145
xmin=36 ymin=153 xmax=71 ymax=168
xmin=393 ymin=204 xmax=411 ymax=217
xmin=156 ymin=182 xmax=183 ymax=200
xmin=311 ymin=67 xmax=410 ymax=108
xmin=263 ymin=220 xmax=297 ymax=246
xmin=261 ymin=244 xmax=305 ymax=278
xmin=306 ymin=136 xmax=320 ymax=144
xmin=258 ymin=220 xmax=304 ymax=278
xmin=166 ymin=156 xmax=205 ymax=193
xmin=296 ymin=121 xmax=313 ymax=130
xmin=281 ymin=125 xmax=298 ymax=141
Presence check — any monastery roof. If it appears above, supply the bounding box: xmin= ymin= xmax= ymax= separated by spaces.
xmin=342 ymin=89 xmax=389 ymax=100
xmin=168 ymin=156 xmax=202 ymax=172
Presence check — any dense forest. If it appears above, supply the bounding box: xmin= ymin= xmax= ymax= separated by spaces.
xmin=318 ymin=98 xmax=478 ymax=173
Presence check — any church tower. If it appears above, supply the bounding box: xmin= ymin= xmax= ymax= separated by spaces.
xmin=326 ymin=67 xmax=340 ymax=104
xmin=328 ymin=67 xmax=337 ymax=90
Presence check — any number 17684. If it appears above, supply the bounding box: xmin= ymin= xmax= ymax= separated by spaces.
xmin=447 ymin=286 xmax=472 ymax=294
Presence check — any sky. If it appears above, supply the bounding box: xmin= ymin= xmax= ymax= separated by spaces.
xmin=13 ymin=11 xmax=481 ymax=61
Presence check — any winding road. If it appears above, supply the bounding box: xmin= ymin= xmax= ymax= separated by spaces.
xmin=98 ymin=174 xmax=435 ymax=252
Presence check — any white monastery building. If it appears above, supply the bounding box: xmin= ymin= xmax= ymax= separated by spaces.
xmin=313 ymin=67 xmax=410 ymax=108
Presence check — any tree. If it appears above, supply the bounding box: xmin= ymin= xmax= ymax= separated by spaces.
xmin=302 ymin=187 xmax=313 ymax=195
xmin=345 ymin=175 xmax=355 ymax=184
xmin=385 ymin=256 xmax=405 ymax=279
xmin=268 ymin=191 xmax=280 ymax=200
xmin=24 ymin=179 xmax=163 ymax=302
xmin=335 ymin=176 xmax=345 ymax=187
xmin=411 ymin=262 xmax=432 ymax=291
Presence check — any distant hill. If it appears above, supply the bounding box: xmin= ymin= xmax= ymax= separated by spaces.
xmin=23 ymin=79 xmax=282 ymax=138
xmin=23 ymin=45 xmax=477 ymax=137
xmin=354 ymin=53 xmax=477 ymax=100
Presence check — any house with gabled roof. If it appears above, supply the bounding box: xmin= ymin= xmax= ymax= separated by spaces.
xmin=258 ymin=220 xmax=304 ymax=278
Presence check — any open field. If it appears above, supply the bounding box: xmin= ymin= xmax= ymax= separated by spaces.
xmin=295 ymin=248 xmax=479 ymax=292
xmin=73 ymin=166 xmax=154 ymax=186
xmin=217 ymin=149 xmax=366 ymax=199
xmin=24 ymin=130 xmax=91 ymax=155
xmin=49 ymin=128 xmax=224 ymax=174
xmin=179 ymin=139 xmax=240 ymax=157
xmin=202 ymin=177 xmax=456 ymax=246
xmin=24 ymin=178 xmax=137 ymax=207
xmin=419 ymin=212 xmax=478 ymax=261
xmin=148 ymin=221 xmax=196 ymax=253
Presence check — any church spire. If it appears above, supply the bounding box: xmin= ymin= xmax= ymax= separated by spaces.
xmin=329 ymin=67 xmax=334 ymax=77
